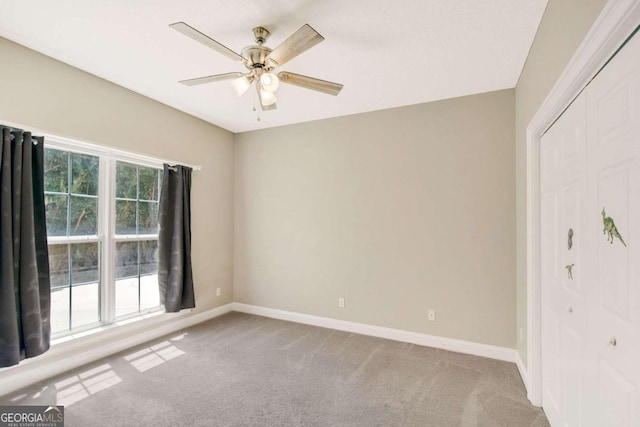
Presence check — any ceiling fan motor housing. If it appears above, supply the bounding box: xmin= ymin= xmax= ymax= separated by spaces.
xmin=241 ymin=45 xmax=273 ymax=70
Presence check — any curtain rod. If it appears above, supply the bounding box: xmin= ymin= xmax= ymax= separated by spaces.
xmin=1 ymin=120 xmax=202 ymax=171
xmin=166 ymin=165 xmax=201 ymax=172
xmin=7 ymin=134 xmax=41 ymax=145
xmin=2 ymin=124 xmax=43 ymax=145
xmin=1 ymin=124 xmax=33 ymax=133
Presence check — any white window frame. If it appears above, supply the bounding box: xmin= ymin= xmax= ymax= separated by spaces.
xmin=45 ymin=136 xmax=166 ymax=338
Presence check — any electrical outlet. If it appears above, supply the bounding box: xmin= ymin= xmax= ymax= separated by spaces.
xmin=338 ymin=297 xmax=345 ymax=308
xmin=427 ymin=309 xmax=436 ymax=321
xmin=216 ymin=287 xmax=221 ymax=297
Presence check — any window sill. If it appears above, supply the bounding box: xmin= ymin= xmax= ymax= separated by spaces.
xmin=51 ymin=309 xmax=164 ymax=346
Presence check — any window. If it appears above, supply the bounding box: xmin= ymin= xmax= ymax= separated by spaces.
xmin=114 ymin=162 xmax=162 ymax=317
xmin=45 ymin=149 xmax=100 ymax=332
xmin=44 ymin=141 xmax=163 ymax=336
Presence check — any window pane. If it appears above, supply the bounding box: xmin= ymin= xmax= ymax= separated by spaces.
xmin=72 ymin=283 xmax=99 ymax=329
xmin=116 ymin=200 xmax=137 ymax=234
xmin=138 ymin=202 xmax=158 ymax=234
xmin=138 ymin=167 xmax=159 ymax=201
xmin=116 ymin=241 xmax=140 ymax=317
xmin=49 ymin=244 xmax=70 ymax=334
xmin=71 ymin=153 xmax=99 ymax=195
xmin=44 ymin=148 xmax=68 ymax=193
xmin=140 ymin=274 xmax=159 ymax=311
xmin=116 ymin=162 xmax=137 ymax=199
xmin=116 ymin=242 xmax=138 ymax=279
xmin=48 ymin=244 xmax=69 ymax=289
xmin=45 ymin=194 xmax=68 ymax=236
xmin=140 ymin=240 xmax=158 ymax=275
xmin=51 ymin=287 xmax=70 ymax=334
xmin=140 ymin=240 xmax=159 ymax=310
xmin=115 ymin=277 xmax=139 ymax=318
xmin=70 ymin=243 xmax=99 ymax=328
xmin=70 ymin=242 xmax=99 ymax=284
xmin=69 ymin=196 xmax=98 ymax=236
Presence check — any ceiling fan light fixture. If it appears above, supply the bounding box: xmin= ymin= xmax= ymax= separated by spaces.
xmin=260 ymin=72 xmax=279 ymax=92
xmin=230 ymin=75 xmax=253 ymax=97
xmin=260 ymin=89 xmax=277 ymax=106
xmin=171 ymin=22 xmax=343 ymax=113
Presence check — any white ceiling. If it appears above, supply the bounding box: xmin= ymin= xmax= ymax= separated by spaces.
xmin=0 ymin=0 xmax=548 ymax=133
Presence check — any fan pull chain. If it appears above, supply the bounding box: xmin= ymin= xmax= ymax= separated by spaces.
xmin=252 ymin=87 xmax=257 ymax=112
xmin=252 ymin=89 xmax=260 ymax=121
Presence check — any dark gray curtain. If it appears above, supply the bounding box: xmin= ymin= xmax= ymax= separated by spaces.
xmin=0 ymin=126 xmax=51 ymax=368
xmin=158 ymin=164 xmax=194 ymax=312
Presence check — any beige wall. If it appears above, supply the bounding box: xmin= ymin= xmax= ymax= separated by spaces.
xmin=0 ymin=37 xmax=235 ymax=311
xmin=235 ymin=89 xmax=516 ymax=348
xmin=514 ymin=0 xmax=607 ymax=365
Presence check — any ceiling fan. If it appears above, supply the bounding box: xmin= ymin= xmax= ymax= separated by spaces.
xmin=169 ymin=22 xmax=344 ymax=111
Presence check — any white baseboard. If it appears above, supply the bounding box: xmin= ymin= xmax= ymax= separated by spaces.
xmin=232 ymin=303 xmax=520 ymax=364
xmin=0 ymin=303 xmax=233 ymax=397
xmin=515 ymin=351 xmax=530 ymax=396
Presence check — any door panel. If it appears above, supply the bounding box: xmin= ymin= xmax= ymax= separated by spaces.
xmin=541 ymin=90 xmax=588 ymax=427
xmin=598 ymin=359 xmax=634 ymax=427
xmin=563 ymin=323 xmax=583 ymax=427
xmin=542 ymin=305 xmax=562 ymax=424
xmin=595 ymin=78 xmax=634 ymax=146
xmin=541 ymin=191 xmax=559 ymax=281
xmin=596 ymin=166 xmax=631 ymax=320
xmin=562 ymin=183 xmax=580 ymax=295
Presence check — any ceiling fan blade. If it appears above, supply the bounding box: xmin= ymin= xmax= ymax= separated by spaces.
xmin=169 ymin=22 xmax=244 ymax=63
xmin=256 ymin=84 xmax=278 ymax=111
xmin=179 ymin=72 xmax=244 ymax=86
xmin=266 ymin=24 xmax=324 ymax=67
xmin=277 ymin=72 xmax=343 ymax=96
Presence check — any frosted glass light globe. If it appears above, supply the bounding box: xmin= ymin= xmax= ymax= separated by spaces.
xmin=260 ymin=89 xmax=277 ymax=106
xmin=260 ymin=72 xmax=280 ymax=92
xmin=230 ymin=76 xmax=252 ymax=97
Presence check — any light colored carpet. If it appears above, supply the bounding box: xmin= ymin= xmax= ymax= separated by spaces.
xmin=2 ymin=312 xmax=549 ymax=426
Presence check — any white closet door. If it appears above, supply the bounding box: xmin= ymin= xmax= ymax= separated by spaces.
xmin=541 ymin=90 xmax=589 ymax=427
xmin=585 ymin=31 xmax=640 ymax=427
xmin=541 ymin=30 xmax=640 ymax=427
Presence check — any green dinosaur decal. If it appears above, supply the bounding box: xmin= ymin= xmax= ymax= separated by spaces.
xmin=602 ymin=208 xmax=626 ymax=247
xmin=565 ymin=264 xmax=574 ymax=279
